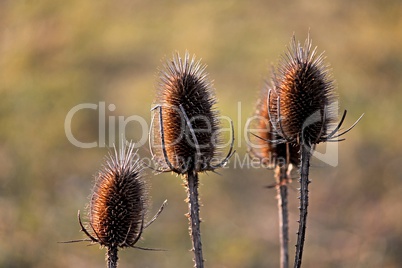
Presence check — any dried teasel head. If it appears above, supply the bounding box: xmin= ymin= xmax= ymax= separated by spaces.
xmin=61 ymin=141 xmax=167 ymax=268
xmin=250 ymin=83 xmax=300 ymax=168
xmin=151 ymin=52 xmax=234 ymax=174
xmin=80 ymin=141 xmax=149 ymax=249
xmin=268 ymin=35 xmax=338 ymax=146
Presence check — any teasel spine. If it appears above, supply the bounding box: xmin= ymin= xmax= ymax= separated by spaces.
xmin=107 ymin=246 xmax=118 ymax=268
xmin=151 ymin=52 xmax=234 ymax=268
xmin=185 ymin=170 xmax=203 ymax=267
xmin=276 ymin=165 xmax=289 ymax=268
xmin=294 ymin=143 xmax=311 ymax=268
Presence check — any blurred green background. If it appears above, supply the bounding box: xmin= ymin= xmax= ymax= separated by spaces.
xmin=1 ymin=0 xmax=401 ymax=267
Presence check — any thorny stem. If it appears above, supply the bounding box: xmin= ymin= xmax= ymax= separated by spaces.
xmin=294 ymin=144 xmax=312 ymax=268
xmin=275 ymin=165 xmax=290 ymax=268
xmin=107 ymin=246 xmax=118 ymax=268
xmin=185 ymin=171 xmax=204 ymax=268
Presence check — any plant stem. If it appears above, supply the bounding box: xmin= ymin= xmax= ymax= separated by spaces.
xmin=185 ymin=171 xmax=204 ymax=268
xmin=107 ymin=246 xmax=118 ymax=268
xmin=276 ymin=165 xmax=289 ymax=268
xmin=294 ymin=144 xmax=311 ymax=268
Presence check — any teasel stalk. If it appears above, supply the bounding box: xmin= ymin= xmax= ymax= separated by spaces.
xmin=62 ymin=141 xmax=167 ymax=268
xmin=248 ymin=83 xmax=300 ymax=268
xmin=150 ymin=52 xmax=234 ymax=268
xmin=268 ymin=35 xmax=363 ymax=268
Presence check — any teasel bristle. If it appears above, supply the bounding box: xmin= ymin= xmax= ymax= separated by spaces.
xmin=269 ymin=35 xmax=337 ymax=146
xmin=152 ymin=51 xmax=223 ymax=174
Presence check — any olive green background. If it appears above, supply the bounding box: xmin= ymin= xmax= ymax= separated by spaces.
xmin=1 ymin=1 xmax=401 ymax=267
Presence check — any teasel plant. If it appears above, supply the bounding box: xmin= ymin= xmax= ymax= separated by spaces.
xmin=266 ymin=35 xmax=363 ymax=268
xmin=150 ymin=52 xmax=234 ymax=268
xmin=62 ymin=141 xmax=167 ymax=268
xmin=248 ymin=82 xmax=300 ymax=268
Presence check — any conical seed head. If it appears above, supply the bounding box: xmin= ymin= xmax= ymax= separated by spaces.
xmin=270 ymin=36 xmax=337 ymax=145
xmin=154 ymin=52 xmax=220 ymax=173
xmin=253 ymin=83 xmax=300 ymax=167
xmin=89 ymin=142 xmax=148 ymax=248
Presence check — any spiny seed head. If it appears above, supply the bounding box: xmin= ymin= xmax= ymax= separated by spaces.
xmin=88 ymin=141 xmax=148 ymax=248
xmin=252 ymin=83 xmax=300 ymax=167
xmin=269 ymin=35 xmax=337 ymax=145
xmin=154 ymin=51 xmax=220 ymax=173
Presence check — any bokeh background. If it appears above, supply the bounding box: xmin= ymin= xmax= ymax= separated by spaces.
xmin=1 ymin=0 xmax=401 ymax=267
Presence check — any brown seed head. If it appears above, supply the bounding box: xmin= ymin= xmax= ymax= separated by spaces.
xmin=88 ymin=141 xmax=147 ymax=248
xmin=252 ymin=83 xmax=300 ymax=167
xmin=154 ymin=52 xmax=220 ymax=173
xmin=269 ymin=35 xmax=337 ymax=145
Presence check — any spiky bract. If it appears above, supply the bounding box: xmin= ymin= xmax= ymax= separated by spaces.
xmin=89 ymin=142 xmax=147 ymax=248
xmin=155 ymin=52 xmax=220 ymax=173
xmin=269 ymin=36 xmax=337 ymax=145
